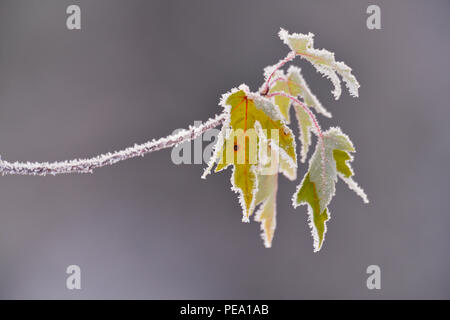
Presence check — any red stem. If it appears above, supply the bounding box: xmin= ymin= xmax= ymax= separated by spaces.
xmin=260 ymin=51 xmax=296 ymax=95
xmin=268 ymin=76 xmax=287 ymax=89
xmin=266 ymin=91 xmax=323 ymax=138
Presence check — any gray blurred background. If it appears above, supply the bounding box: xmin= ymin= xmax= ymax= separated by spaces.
xmin=0 ymin=0 xmax=449 ymax=299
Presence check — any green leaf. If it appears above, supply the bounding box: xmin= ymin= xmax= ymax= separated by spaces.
xmin=279 ymin=151 xmax=297 ymax=181
xmin=268 ymin=67 xmax=331 ymax=120
xmin=295 ymin=173 xmax=329 ymax=250
xmin=279 ymin=28 xmax=360 ymax=99
xmin=333 ymin=149 xmax=352 ymax=178
xmin=294 ymin=103 xmax=313 ymax=164
xmin=253 ymin=140 xmax=279 ymax=247
xmin=268 ymin=74 xmax=292 ymax=122
xmin=254 ymin=171 xmax=278 ymax=248
xmin=268 ymin=66 xmax=330 ymax=163
xmin=293 ymin=127 xmax=368 ymax=251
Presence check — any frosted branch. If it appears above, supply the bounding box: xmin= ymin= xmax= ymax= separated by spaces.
xmin=0 ymin=113 xmax=226 ymax=176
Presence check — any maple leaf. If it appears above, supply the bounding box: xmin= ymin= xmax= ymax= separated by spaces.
xmin=294 ymin=103 xmax=314 ymax=164
xmin=252 ymin=129 xmax=297 ymax=248
xmin=278 ymin=29 xmax=360 ymax=99
xmin=254 ymin=173 xmax=278 ymax=248
xmin=268 ymin=66 xmax=331 ymax=121
xmin=293 ymin=127 xmax=368 ymax=252
xmin=202 ymin=85 xmax=297 ymax=222
xmin=268 ymin=66 xmax=331 ymax=163
xmin=253 ymin=139 xmax=279 ymax=248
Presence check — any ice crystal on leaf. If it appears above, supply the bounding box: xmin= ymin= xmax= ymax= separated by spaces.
xmin=278 ymin=28 xmax=360 ymax=99
xmin=293 ymin=128 xmax=368 ymax=252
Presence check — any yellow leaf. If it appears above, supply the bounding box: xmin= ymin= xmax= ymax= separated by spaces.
xmin=204 ymin=85 xmax=297 ymax=222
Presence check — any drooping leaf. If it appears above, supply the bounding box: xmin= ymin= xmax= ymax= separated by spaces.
xmin=293 ymin=127 xmax=368 ymax=251
xmin=253 ymin=138 xmax=279 ymax=248
xmin=267 ymin=66 xmax=330 ymax=163
xmin=268 ymin=67 xmax=331 ymax=120
xmin=294 ymin=103 xmax=313 ymax=164
xmin=295 ymin=173 xmax=329 ymax=250
xmin=333 ymin=149 xmax=352 ymax=178
xmin=279 ymin=150 xmax=297 ymax=181
xmin=279 ymin=28 xmax=360 ymax=99
xmin=266 ymin=71 xmax=292 ymax=122
xmin=252 ymin=122 xmax=299 ymax=248
xmin=202 ymin=85 xmax=297 ymax=223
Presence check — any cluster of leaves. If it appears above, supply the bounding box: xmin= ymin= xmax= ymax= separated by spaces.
xmin=202 ymin=29 xmax=368 ymax=252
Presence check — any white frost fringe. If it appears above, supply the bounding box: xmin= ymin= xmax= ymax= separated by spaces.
xmin=278 ymin=28 xmax=360 ymax=100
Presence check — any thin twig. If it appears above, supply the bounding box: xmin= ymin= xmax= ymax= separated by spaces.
xmin=0 ymin=113 xmax=226 ymax=176
xmin=260 ymin=51 xmax=296 ymax=95
xmin=266 ymin=91 xmax=322 ymax=138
